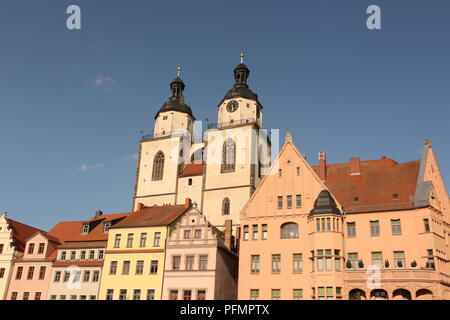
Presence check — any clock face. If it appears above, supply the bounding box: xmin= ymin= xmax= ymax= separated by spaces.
xmin=226 ymin=100 xmax=239 ymax=113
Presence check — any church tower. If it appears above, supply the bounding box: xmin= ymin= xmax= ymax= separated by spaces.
xmin=133 ymin=68 xmax=196 ymax=210
xmin=202 ymin=54 xmax=271 ymax=229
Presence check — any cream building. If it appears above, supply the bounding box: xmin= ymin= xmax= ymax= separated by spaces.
xmin=133 ymin=57 xmax=271 ymax=229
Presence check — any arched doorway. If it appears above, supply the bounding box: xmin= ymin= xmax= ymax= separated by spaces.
xmin=416 ymin=289 xmax=433 ymax=300
xmin=349 ymin=289 xmax=366 ymax=300
xmin=393 ymin=289 xmax=412 ymax=300
xmin=370 ymin=289 xmax=388 ymax=300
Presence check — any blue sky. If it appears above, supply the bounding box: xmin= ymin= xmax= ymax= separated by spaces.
xmin=1 ymin=0 xmax=449 ymax=230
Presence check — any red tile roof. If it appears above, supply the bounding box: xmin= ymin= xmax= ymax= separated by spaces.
xmin=112 ymin=204 xmax=190 ymax=229
xmin=6 ymin=219 xmax=46 ymax=252
xmin=312 ymin=157 xmax=420 ymax=213
xmin=179 ymin=162 xmax=204 ymax=177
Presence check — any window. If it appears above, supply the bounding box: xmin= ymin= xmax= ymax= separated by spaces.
xmin=69 ymin=295 xmax=76 ymax=300
xmin=277 ymin=196 xmax=283 ymax=209
xmin=146 ymin=289 xmax=155 ymax=300
xmin=222 ymin=198 xmax=230 ymax=215
xmin=427 ymin=249 xmax=435 ymax=269
xmin=251 ymin=255 xmax=260 ymax=274
xmin=293 ymin=254 xmax=302 ymax=273
xmin=32 ymin=292 xmax=40 ymax=301
xmin=221 ymin=139 xmax=236 ymax=173
xmin=38 ymin=266 xmax=46 ymax=280
xmin=286 ymin=195 xmax=292 ymax=209
xmin=281 ymin=222 xmax=299 ymax=238
xmin=106 ymin=289 xmax=114 ymax=300
xmin=391 ymin=219 xmax=402 ymax=235
xmin=170 ymin=290 xmax=178 ymax=300
xmin=194 ymin=229 xmax=202 ymax=239
xmin=133 ymin=289 xmax=141 ymax=300
xmin=394 ymin=251 xmax=405 ymax=268
xmin=197 ymin=290 xmax=206 ymax=300
xmin=50 ymin=295 xmax=57 ymax=300
xmin=272 ymin=254 xmax=281 ymax=273
xmin=199 ymin=255 xmax=208 ymax=270
xmin=110 ymin=261 xmax=117 ymax=274
xmin=38 ymin=243 xmax=45 ymax=254
xmin=293 ymin=289 xmax=303 ymax=300
xmin=0 ymin=244 xmax=4 ymax=254
xmin=262 ymin=224 xmax=268 ymax=240
xmin=278 ymin=169 xmax=282 ymax=177
xmin=347 ymin=222 xmax=356 ymax=237
xmin=186 ymin=256 xmax=194 ymax=270
xmin=59 ymin=295 xmax=66 ymax=300
xmin=153 ymin=232 xmax=161 ymax=247
xmin=70 ymin=251 xmax=76 ymax=260
xmin=10 ymin=292 xmax=18 ymax=300
xmin=316 ymin=218 xmax=320 ymax=232
xmin=326 ymin=218 xmax=331 ymax=231
xmin=92 ymin=271 xmax=100 ymax=282
xmin=73 ymin=271 xmax=81 ymax=283
xmin=348 ymin=253 xmax=358 ymax=269
xmin=370 ymin=221 xmax=380 ymax=236
xmin=150 ymin=260 xmax=158 ymax=274
xmin=63 ymin=271 xmax=70 ymax=282
xmin=372 ymin=252 xmax=383 ymax=267
xmin=392 ymin=193 xmax=399 ymax=199
xmin=152 ymin=151 xmax=165 ymax=180
xmin=80 ymin=251 xmax=86 ymax=260
xmin=82 ymin=224 xmax=89 ymax=234
xmin=184 ymin=230 xmax=191 ymax=239
xmin=98 ymin=250 xmax=104 ymax=260
xmin=326 ymin=287 xmax=333 ymax=300
xmin=89 ymin=295 xmax=96 ymax=300
xmin=119 ymin=289 xmax=127 ymax=300
xmin=272 ymin=289 xmax=281 ymax=300
xmin=16 ymin=266 xmax=23 ymax=280
xmin=103 ymin=222 xmax=111 ymax=233
xmin=126 ymin=233 xmax=134 ymax=248
xmin=250 ymin=289 xmax=259 ymax=300
xmin=325 ymin=249 xmax=332 ymax=271
xmin=424 ymin=219 xmax=430 ymax=232
xmin=317 ymin=287 xmax=325 ymax=300
xmin=336 ymin=287 xmax=342 ymax=300
xmin=252 ymin=225 xmax=258 ymax=240
xmin=243 ymin=225 xmax=249 ymax=240
xmin=173 ymin=256 xmax=181 ymax=270
xmin=317 ymin=250 xmax=324 ymax=272
xmin=28 ymin=243 xmax=35 ymax=254
xmin=188 ymin=178 xmax=192 ymax=186
xmin=60 ymin=251 xmax=66 ymax=260
xmin=23 ymin=292 xmax=30 ymax=300
xmin=297 ymin=167 xmax=300 ymax=176
xmin=296 ymin=195 xmax=302 ymax=208
xmin=321 ymin=218 xmax=325 ymax=231
xmin=27 ymin=266 xmax=34 ymax=280
xmin=122 ymin=261 xmax=130 ymax=274
xmin=136 ymin=261 xmax=144 ymax=275
xmin=183 ymin=290 xmax=192 ymax=300
xmin=0 ymin=268 xmax=5 ymax=279
xmin=140 ymin=233 xmax=147 ymax=247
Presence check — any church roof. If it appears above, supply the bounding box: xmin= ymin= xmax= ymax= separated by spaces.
xmin=179 ymin=162 xmax=204 ymax=177
xmin=312 ymin=157 xmax=421 ymax=213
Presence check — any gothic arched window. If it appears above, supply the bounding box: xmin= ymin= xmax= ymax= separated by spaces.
xmin=281 ymin=222 xmax=299 ymax=239
xmin=152 ymin=151 xmax=165 ymax=181
xmin=222 ymin=198 xmax=230 ymax=216
xmin=221 ymin=138 xmax=236 ymax=173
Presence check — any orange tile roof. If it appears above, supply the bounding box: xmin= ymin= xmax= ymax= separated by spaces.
xmin=6 ymin=219 xmax=46 ymax=252
xmin=179 ymin=162 xmax=204 ymax=177
xmin=312 ymin=157 xmax=420 ymax=213
xmin=112 ymin=204 xmax=190 ymax=229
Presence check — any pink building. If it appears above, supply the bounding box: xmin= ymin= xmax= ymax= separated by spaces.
xmin=163 ymin=207 xmax=238 ymax=300
xmin=238 ymin=135 xmax=450 ymax=300
xmin=6 ymin=232 xmax=60 ymax=300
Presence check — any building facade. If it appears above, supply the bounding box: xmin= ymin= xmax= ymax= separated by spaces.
xmin=132 ymin=58 xmax=271 ymax=229
xmin=98 ymin=200 xmax=192 ymax=300
xmin=238 ymin=135 xmax=450 ymax=300
xmin=163 ymin=209 xmax=238 ymax=300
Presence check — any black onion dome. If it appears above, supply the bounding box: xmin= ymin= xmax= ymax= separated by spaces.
xmin=154 ymin=75 xmax=195 ymax=120
xmin=309 ymin=190 xmax=342 ymax=216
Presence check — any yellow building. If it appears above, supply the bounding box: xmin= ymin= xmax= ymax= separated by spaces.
xmin=98 ymin=200 xmax=191 ymax=300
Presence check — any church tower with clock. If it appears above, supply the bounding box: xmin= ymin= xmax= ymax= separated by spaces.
xmin=132 ymin=55 xmax=271 ymax=230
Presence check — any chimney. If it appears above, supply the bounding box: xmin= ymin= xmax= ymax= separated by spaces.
xmin=137 ymin=203 xmax=146 ymax=211
xmin=224 ymin=220 xmax=233 ymax=250
xmin=284 ymin=131 xmax=293 ymax=144
xmin=185 ymin=198 xmax=192 ymax=209
xmin=94 ymin=210 xmax=103 ymax=218
xmin=318 ymin=152 xmax=327 ymax=181
xmin=349 ymin=157 xmax=361 ymax=175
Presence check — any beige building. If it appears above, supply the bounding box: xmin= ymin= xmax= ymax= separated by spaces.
xmin=163 ymin=207 xmax=238 ymax=300
xmin=133 ymin=59 xmax=271 ymax=229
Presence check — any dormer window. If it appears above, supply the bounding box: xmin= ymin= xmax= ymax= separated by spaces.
xmin=392 ymin=193 xmax=399 ymax=199
xmin=103 ymin=222 xmax=111 ymax=233
xmin=82 ymin=224 xmax=89 ymax=234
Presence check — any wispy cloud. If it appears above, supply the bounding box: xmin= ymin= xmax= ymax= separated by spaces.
xmin=92 ymin=75 xmax=115 ymax=92
xmin=123 ymin=153 xmax=138 ymax=160
xmin=76 ymin=163 xmax=105 ymax=172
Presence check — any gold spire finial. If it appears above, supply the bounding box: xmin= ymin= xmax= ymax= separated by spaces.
xmin=177 ymin=66 xmax=181 ymax=77
xmin=240 ymin=53 xmax=244 ymax=64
